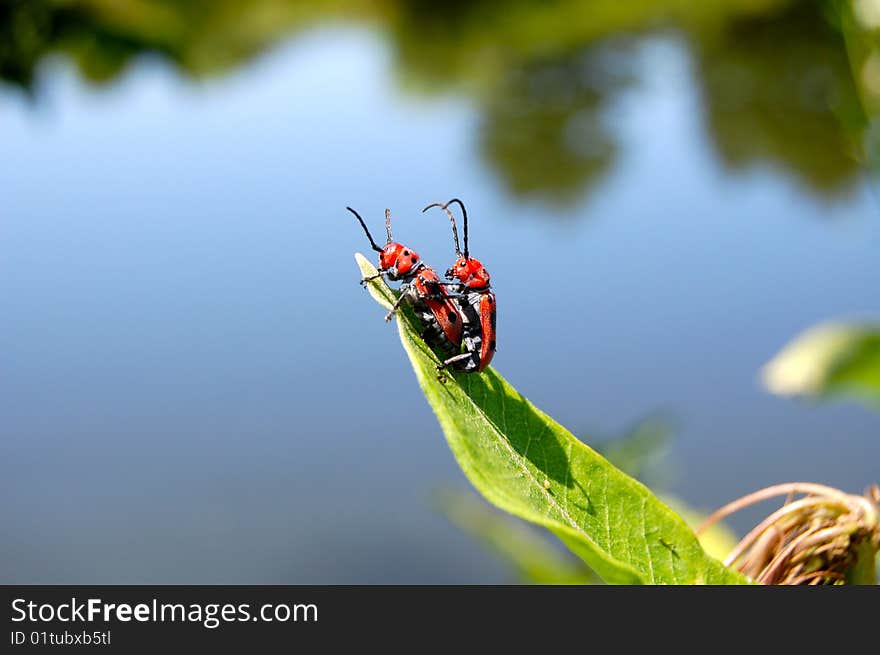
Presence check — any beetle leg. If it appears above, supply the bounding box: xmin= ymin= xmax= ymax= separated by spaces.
xmin=360 ymin=270 xmax=386 ymax=286
xmin=384 ymin=292 xmax=408 ymax=322
xmin=436 ymin=352 xmax=474 ymax=371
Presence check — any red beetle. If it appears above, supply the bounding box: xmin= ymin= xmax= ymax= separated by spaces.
xmin=422 ymin=198 xmax=496 ymax=373
xmin=348 ymin=206 xmax=463 ymax=357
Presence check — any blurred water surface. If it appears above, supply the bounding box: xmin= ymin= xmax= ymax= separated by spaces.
xmin=1 ymin=1 xmax=878 ymax=583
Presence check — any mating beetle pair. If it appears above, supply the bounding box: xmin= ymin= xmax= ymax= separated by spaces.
xmin=347 ymin=199 xmax=496 ymax=376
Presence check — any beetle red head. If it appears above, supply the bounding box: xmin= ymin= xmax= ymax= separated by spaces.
xmin=347 ymin=206 xmax=421 ymax=280
xmin=380 ymin=242 xmax=421 ymax=278
xmin=422 ymin=198 xmax=490 ymax=290
xmin=447 ymin=256 xmax=490 ymax=289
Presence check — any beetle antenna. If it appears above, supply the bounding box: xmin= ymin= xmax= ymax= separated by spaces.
xmin=444 ymin=198 xmax=468 ymax=259
xmin=385 ymin=208 xmax=393 ymax=244
xmin=422 ymin=201 xmax=461 ymax=257
xmin=347 ymin=207 xmax=383 ymax=253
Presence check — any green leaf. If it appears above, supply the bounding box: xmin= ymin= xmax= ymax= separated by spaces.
xmin=762 ymin=322 xmax=880 ymax=408
xmin=356 ymin=253 xmax=749 ymax=585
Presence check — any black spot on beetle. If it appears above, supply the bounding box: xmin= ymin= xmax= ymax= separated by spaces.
xmin=489 ymin=340 xmax=496 ymax=351
xmin=403 ymin=250 xmax=410 ymax=256
xmin=410 ymin=256 xmax=417 ymax=263
xmin=447 ymin=311 xmax=458 ymax=323
xmin=489 ymin=311 xmax=497 ymax=330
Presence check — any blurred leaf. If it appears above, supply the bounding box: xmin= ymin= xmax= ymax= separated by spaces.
xmin=357 ymin=253 xmax=749 ymax=584
xmin=762 ymin=322 xmax=880 ymax=407
xmin=691 ymin=0 xmax=865 ymax=195
xmin=433 ymin=488 xmax=599 ymax=585
xmin=593 ymin=415 xmax=674 ymax=488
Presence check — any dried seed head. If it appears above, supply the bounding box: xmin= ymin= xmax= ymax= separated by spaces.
xmin=697 ymin=483 xmax=880 ymax=585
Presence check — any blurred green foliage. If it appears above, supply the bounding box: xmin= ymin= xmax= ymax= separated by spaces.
xmin=691 ymin=0 xmax=865 ymax=193
xmin=434 ymin=487 xmax=601 ymax=585
xmin=763 ymin=321 xmax=880 ymax=408
xmin=0 ymin=0 xmax=868 ymax=202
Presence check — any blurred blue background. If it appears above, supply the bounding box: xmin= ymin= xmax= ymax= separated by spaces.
xmin=1 ymin=0 xmax=878 ymax=583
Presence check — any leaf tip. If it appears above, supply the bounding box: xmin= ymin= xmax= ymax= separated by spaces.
xmin=354 ymin=252 xmax=395 ymax=311
xmin=354 ymin=251 xmax=373 ymax=273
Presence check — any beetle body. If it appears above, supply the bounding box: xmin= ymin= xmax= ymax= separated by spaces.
xmin=423 ymin=199 xmax=496 ymax=373
xmin=408 ymin=266 xmax=463 ymax=356
xmin=445 ymin=259 xmax=496 ymax=373
xmin=348 ymin=207 xmax=463 ymax=355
